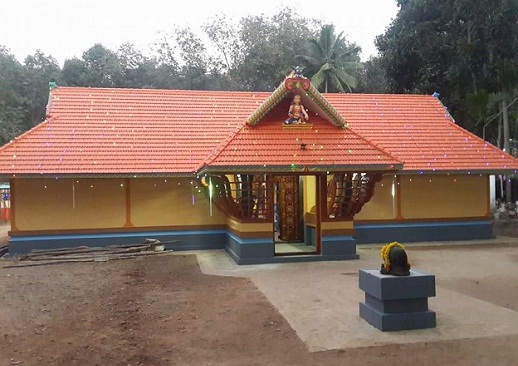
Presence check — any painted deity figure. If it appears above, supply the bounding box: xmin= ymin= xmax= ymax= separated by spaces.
xmin=284 ymin=95 xmax=309 ymax=124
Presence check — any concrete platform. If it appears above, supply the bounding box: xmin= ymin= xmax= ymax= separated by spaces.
xmin=360 ymin=302 xmax=436 ymax=331
xmin=359 ymin=269 xmax=436 ymax=331
xmin=359 ymin=269 xmax=436 ymax=300
xmin=192 ymin=239 xmax=518 ymax=351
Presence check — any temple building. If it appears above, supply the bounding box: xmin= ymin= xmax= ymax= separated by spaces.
xmin=0 ymin=76 xmax=517 ymax=264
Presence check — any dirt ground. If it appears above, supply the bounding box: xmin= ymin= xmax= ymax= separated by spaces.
xmin=0 ymin=220 xmax=517 ymax=365
xmin=493 ymin=218 xmax=518 ymax=237
xmin=0 ymin=249 xmax=517 ymax=366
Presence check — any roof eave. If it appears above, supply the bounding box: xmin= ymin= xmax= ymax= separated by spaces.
xmin=198 ymin=163 xmax=403 ymax=175
xmin=398 ymin=168 xmax=518 ymax=175
xmin=0 ymin=172 xmax=199 ymax=179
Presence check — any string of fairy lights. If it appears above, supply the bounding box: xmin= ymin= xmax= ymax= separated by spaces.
xmin=32 ymin=172 xmax=495 ymax=223
xmin=5 ymin=88 xmax=518 ymax=221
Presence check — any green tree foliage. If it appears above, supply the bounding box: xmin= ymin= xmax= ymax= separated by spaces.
xmin=203 ymin=14 xmax=242 ymax=89
xmin=298 ymin=24 xmax=362 ymax=93
xmin=376 ymin=0 xmax=518 ymax=142
xmin=355 ymin=57 xmax=390 ymax=94
xmin=81 ymin=44 xmax=124 ymax=87
xmin=0 ymin=47 xmax=29 ymax=143
xmin=0 ymin=48 xmax=60 ymax=143
xmin=237 ymin=10 xmax=320 ymax=91
xmin=117 ymin=43 xmax=171 ymax=89
xmin=23 ymin=51 xmax=60 ymax=127
xmin=61 ymin=57 xmax=88 ymax=86
xmin=0 ymin=102 xmax=23 ymax=144
xmin=204 ymin=9 xmax=320 ymax=91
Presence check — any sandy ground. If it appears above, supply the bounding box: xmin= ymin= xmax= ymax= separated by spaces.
xmin=0 ymin=221 xmax=517 ymax=365
xmin=0 ymin=247 xmax=517 ymax=365
xmin=194 ymin=237 xmax=518 ymax=351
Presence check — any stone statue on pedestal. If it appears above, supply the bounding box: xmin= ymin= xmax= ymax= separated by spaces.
xmin=380 ymin=242 xmax=411 ymax=276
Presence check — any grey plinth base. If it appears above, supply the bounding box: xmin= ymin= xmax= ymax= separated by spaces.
xmin=359 ymin=269 xmax=436 ymax=331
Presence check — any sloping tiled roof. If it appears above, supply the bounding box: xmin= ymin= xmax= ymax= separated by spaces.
xmin=202 ymin=98 xmax=400 ymax=173
xmin=325 ymin=93 xmax=518 ymax=173
xmin=0 ymin=88 xmax=263 ymax=176
xmin=0 ymin=86 xmax=516 ymax=177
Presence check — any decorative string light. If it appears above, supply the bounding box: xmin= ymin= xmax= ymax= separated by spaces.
xmin=191 ymin=179 xmax=195 ymax=206
xmin=208 ymin=176 xmax=213 ymax=217
xmin=72 ymin=181 xmax=76 ymax=209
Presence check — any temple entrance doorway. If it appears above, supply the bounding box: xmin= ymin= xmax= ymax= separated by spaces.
xmin=272 ymin=175 xmax=320 ymax=256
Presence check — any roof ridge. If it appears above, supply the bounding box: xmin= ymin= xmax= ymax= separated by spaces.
xmin=55 ymin=85 xmax=440 ymax=98
xmin=305 ymin=83 xmax=347 ymax=127
xmin=53 ymin=86 xmax=267 ymax=96
xmin=246 ymin=81 xmax=290 ymax=125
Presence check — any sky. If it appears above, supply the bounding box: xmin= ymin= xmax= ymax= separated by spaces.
xmin=1 ymin=0 xmax=399 ymax=65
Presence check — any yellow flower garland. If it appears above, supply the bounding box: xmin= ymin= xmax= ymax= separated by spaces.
xmin=381 ymin=241 xmax=405 ymax=273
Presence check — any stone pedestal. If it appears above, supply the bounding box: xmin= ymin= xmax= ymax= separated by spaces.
xmin=359 ymin=269 xmax=436 ymax=331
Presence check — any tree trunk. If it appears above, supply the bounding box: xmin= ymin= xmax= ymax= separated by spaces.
xmin=502 ymin=99 xmax=510 ymax=154
xmin=497 ymin=106 xmax=502 ymax=149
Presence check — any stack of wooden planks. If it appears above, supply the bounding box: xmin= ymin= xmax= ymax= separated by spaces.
xmin=0 ymin=244 xmax=8 ymax=257
xmin=3 ymin=239 xmax=179 ymax=268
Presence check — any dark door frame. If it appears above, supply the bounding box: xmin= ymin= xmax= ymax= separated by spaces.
xmin=270 ymin=173 xmax=322 ymax=256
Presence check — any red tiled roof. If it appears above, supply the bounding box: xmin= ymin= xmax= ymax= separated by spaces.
xmin=201 ymin=98 xmax=400 ymax=172
xmin=0 ymin=86 xmax=516 ymax=177
xmin=325 ymin=94 xmax=518 ymax=173
xmin=0 ymin=88 xmax=263 ymax=176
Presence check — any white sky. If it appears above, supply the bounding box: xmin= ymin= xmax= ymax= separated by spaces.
xmin=1 ymin=0 xmax=399 ymax=65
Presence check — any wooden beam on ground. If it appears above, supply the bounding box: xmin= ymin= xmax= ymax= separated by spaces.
xmin=0 ymin=244 xmax=8 ymax=257
xmin=3 ymin=251 xmax=176 ymax=268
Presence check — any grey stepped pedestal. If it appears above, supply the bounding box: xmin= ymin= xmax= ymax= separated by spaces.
xmin=359 ymin=269 xmax=436 ymax=331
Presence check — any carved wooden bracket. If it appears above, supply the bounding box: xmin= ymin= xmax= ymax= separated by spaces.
xmin=326 ymin=172 xmax=382 ymax=220
xmin=210 ymin=174 xmax=270 ymax=222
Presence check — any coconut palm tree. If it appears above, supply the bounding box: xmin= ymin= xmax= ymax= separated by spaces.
xmin=298 ymin=25 xmax=362 ymax=93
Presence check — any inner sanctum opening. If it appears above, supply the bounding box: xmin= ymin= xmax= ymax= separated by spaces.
xmin=209 ymin=171 xmax=380 ymax=259
xmin=272 ymin=175 xmax=319 ymax=256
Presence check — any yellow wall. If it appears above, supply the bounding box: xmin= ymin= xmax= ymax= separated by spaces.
xmin=321 ymin=220 xmax=353 ymax=230
xmin=400 ymin=174 xmax=488 ymax=219
xmin=12 ymin=174 xmax=489 ymax=233
xmin=303 ymin=175 xmax=316 ymax=214
xmin=130 ymin=178 xmax=226 ymax=227
xmin=355 ymin=175 xmax=396 ymax=220
xmin=227 ymin=217 xmax=272 ymax=233
xmin=12 ymin=177 xmax=226 ymax=231
xmin=14 ymin=178 xmax=126 ymax=230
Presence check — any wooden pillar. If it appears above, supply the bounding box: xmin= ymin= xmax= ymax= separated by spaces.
xmin=318 ymin=174 xmax=328 ymax=221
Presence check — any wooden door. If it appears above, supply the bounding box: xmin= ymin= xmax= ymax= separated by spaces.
xmin=276 ymin=175 xmax=300 ymax=241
